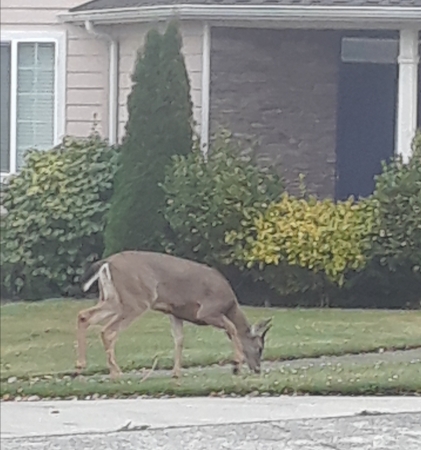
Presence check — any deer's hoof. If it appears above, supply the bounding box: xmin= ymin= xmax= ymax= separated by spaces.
xmin=110 ymin=370 xmax=123 ymax=381
xmin=75 ymin=360 xmax=86 ymax=369
xmin=74 ymin=362 xmax=85 ymax=376
xmin=232 ymin=364 xmax=240 ymax=375
xmin=172 ymin=370 xmax=181 ymax=379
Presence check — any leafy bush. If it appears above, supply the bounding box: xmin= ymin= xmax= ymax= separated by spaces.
xmin=161 ymin=131 xmax=283 ymax=267
xmin=104 ymin=22 xmax=193 ymax=256
xmin=354 ymin=130 xmax=421 ymax=306
xmin=0 ymin=135 xmax=118 ymax=300
xmin=371 ymin=131 xmax=421 ymax=274
xmin=226 ymin=193 xmax=377 ymax=303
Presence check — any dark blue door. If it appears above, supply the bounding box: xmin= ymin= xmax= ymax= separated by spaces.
xmin=335 ymin=62 xmax=398 ymax=201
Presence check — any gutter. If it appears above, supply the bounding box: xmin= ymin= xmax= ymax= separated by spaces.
xmin=60 ymin=5 xmax=421 ymax=25
xmin=84 ymin=21 xmax=119 ymax=146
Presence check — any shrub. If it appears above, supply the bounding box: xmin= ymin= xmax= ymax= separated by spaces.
xmin=226 ymin=193 xmax=377 ymax=303
xmin=361 ymin=130 xmax=421 ymax=305
xmin=104 ymin=22 xmax=193 ymax=256
xmin=161 ymin=130 xmax=283 ymax=268
xmin=371 ymin=131 xmax=421 ymax=274
xmin=0 ymin=135 xmax=118 ymax=300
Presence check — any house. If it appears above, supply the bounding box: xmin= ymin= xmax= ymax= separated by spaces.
xmin=1 ymin=0 xmax=420 ymax=200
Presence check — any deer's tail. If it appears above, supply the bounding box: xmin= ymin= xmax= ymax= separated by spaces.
xmin=80 ymin=259 xmax=110 ymax=292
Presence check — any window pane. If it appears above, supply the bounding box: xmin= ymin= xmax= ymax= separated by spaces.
xmin=37 ymin=44 xmax=55 ymax=66
xmin=18 ymin=43 xmax=36 ymax=67
xmin=16 ymin=42 xmax=55 ymax=170
xmin=17 ymin=69 xmax=36 ymax=93
xmin=1 ymin=43 xmax=11 ymax=173
xmin=37 ymin=70 xmax=55 ymax=92
xmin=341 ymin=38 xmax=399 ymax=64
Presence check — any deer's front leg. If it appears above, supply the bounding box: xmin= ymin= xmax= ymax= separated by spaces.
xmin=169 ymin=315 xmax=184 ymax=378
xmin=196 ymin=306 xmax=244 ymax=375
xmin=218 ymin=316 xmax=245 ymax=375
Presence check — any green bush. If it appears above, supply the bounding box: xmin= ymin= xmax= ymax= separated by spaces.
xmin=362 ymin=130 xmax=421 ymax=304
xmin=161 ymin=130 xmax=283 ymax=268
xmin=226 ymin=192 xmax=377 ymax=304
xmin=104 ymin=22 xmax=193 ymax=256
xmin=371 ymin=131 xmax=421 ymax=274
xmin=0 ymin=135 xmax=118 ymax=300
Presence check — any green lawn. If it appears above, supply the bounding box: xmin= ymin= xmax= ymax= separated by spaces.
xmin=2 ymin=360 xmax=420 ymax=399
xmin=1 ymin=299 xmax=420 ymax=381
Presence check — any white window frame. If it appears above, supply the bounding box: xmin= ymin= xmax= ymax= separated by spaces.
xmin=0 ymin=30 xmax=66 ymax=181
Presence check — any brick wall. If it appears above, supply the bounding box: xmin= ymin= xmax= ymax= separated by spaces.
xmin=210 ymin=27 xmax=341 ymax=198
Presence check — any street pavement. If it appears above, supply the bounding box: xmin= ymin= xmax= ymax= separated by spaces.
xmin=1 ymin=396 xmax=421 ymax=449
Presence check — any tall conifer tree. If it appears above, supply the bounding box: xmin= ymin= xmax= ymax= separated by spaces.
xmin=104 ymin=22 xmax=193 ymax=256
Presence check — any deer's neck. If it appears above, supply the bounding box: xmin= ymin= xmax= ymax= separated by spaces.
xmin=227 ymin=303 xmax=251 ymax=338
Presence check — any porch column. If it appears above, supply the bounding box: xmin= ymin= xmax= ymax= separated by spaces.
xmin=396 ymin=29 xmax=419 ymax=163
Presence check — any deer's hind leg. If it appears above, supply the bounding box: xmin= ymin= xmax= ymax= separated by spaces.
xmin=100 ymin=306 xmax=147 ymax=379
xmin=76 ymin=302 xmax=115 ymax=374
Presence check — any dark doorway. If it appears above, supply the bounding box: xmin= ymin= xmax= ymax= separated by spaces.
xmin=335 ymin=62 xmax=398 ymax=200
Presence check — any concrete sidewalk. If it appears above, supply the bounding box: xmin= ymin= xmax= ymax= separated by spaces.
xmin=1 ymin=396 xmax=421 ymax=439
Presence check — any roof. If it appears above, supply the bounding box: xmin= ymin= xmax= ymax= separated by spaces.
xmin=70 ymin=0 xmax=421 ymax=11
xmin=62 ymin=0 xmax=421 ymax=25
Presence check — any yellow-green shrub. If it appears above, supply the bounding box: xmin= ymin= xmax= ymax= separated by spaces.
xmin=226 ymin=193 xmax=377 ymax=297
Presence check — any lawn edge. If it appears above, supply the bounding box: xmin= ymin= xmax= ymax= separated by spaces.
xmin=2 ymin=344 xmax=420 ymax=382
xmin=1 ymin=386 xmax=421 ymax=402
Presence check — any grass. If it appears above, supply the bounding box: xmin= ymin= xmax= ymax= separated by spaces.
xmin=2 ymin=360 xmax=420 ymax=400
xmin=1 ymin=299 xmax=421 ymax=382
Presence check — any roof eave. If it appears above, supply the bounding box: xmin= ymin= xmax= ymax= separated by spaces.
xmin=58 ymin=5 xmax=421 ymax=26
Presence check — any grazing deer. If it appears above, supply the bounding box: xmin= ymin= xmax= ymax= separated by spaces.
xmin=76 ymin=250 xmax=272 ymax=379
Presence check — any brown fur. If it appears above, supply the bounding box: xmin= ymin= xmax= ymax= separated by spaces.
xmin=76 ymin=251 xmax=272 ymax=379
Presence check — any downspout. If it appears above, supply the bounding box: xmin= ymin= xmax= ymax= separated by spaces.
xmin=200 ymin=22 xmax=211 ymax=158
xmin=84 ymin=20 xmax=119 ymax=146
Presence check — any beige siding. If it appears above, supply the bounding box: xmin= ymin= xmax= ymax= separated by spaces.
xmin=114 ymin=21 xmax=203 ymax=142
xmin=67 ymin=88 xmax=104 ymax=105
xmin=66 ymin=35 xmax=109 ymax=138
xmin=1 ymin=1 xmax=204 ymax=143
xmin=2 ymin=9 xmax=67 ymax=26
xmin=1 ymin=0 xmax=76 ymax=7
xmin=116 ymin=23 xmax=148 ymax=139
xmin=1 ymin=0 xmax=109 ymax=139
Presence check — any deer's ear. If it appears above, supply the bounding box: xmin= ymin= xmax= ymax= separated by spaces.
xmin=252 ymin=318 xmax=273 ymax=338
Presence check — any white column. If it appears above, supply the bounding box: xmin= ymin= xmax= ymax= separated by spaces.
xmin=200 ymin=22 xmax=211 ymax=158
xmin=396 ymin=28 xmax=419 ymax=163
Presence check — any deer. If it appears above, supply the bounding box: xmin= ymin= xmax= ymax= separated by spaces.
xmin=76 ymin=250 xmax=273 ymax=380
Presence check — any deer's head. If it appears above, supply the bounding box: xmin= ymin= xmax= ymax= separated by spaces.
xmin=242 ymin=318 xmax=273 ymax=374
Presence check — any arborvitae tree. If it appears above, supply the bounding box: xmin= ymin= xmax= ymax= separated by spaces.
xmin=104 ymin=22 xmax=193 ymax=256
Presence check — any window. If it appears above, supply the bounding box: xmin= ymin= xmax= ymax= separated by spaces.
xmin=0 ymin=32 xmax=65 ymax=177
xmin=341 ymin=37 xmax=399 ymax=64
